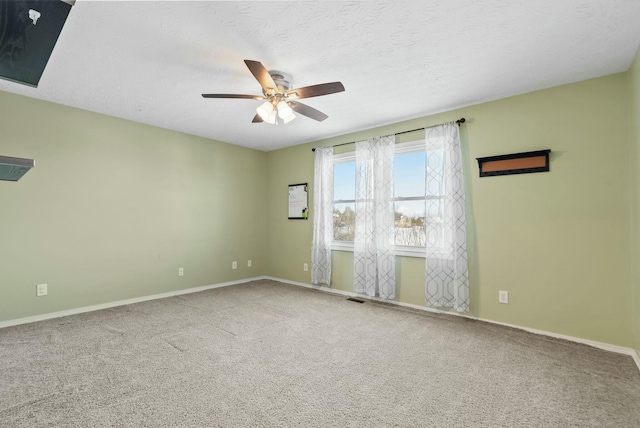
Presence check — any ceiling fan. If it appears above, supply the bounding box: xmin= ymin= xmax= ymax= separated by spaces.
xmin=202 ymin=60 xmax=345 ymax=125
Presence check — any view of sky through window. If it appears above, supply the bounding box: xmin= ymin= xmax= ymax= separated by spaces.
xmin=393 ymin=151 xmax=426 ymax=219
xmin=333 ymin=149 xmax=446 ymax=246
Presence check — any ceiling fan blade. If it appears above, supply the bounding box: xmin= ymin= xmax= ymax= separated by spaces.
xmin=288 ymin=101 xmax=329 ymax=122
xmin=286 ymin=82 xmax=345 ymax=99
xmin=244 ymin=60 xmax=278 ymax=92
xmin=202 ymin=94 xmax=265 ymax=100
xmin=252 ymin=114 xmax=264 ymax=123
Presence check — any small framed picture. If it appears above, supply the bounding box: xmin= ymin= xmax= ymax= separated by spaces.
xmin=288 ymin=183 xmax=308 ymax=220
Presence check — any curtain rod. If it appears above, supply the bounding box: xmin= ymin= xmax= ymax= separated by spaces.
xmin=311 ymin=118 xmax=465 ymax=152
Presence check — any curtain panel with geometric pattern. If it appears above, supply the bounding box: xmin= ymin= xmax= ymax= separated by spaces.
xmin=424 ymin=123 xmax=469 ymax=312
xmin=354 ymin=135 xmax=396 ymax=299
xmin=311 ymin=147 xmax=334 ymax=286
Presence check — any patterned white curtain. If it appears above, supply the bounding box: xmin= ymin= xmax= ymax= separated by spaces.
xmin=354 ymin=135 xmax=396 ymax=299
xmin=424 ymin=123 xmax=469 ymax=312
xmin=311 ymin=147 xmax=334 ymax=286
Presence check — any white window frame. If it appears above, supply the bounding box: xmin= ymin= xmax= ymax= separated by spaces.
xmin=331 ymin=139 xmax=436 ymax=258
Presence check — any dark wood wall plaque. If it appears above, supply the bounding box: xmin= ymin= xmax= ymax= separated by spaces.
xmin=477 ymin=150 xmax=550 ymax=177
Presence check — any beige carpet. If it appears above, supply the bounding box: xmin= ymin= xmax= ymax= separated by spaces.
xmin=1 ymin=279 xmax=639 ymax=427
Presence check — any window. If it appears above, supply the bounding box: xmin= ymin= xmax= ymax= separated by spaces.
xmin=332 ymin=160 xmax=356 ymax=242
xmin=332 ymin=140 xmax=445 ymax=257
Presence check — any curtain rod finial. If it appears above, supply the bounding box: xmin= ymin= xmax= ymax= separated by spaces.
xmin=456 ymin=118 xmax=466 ymax=125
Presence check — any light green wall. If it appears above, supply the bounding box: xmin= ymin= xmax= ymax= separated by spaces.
xmin=266 ymin=73 xmax=632 ymax=347
xmin=1 ymin=70 xmax=636 ymax=350
xmin=0 ymin=90 xmax=267 ymax=322
xmin=630 ymin=48 xmax=640 ymax=357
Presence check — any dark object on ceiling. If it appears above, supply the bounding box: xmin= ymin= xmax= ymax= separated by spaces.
xmin=0 ymin=0 xmax=74 ymax=87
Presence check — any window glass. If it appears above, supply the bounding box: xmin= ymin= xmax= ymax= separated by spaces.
xmin=394 ymin=151 xmax=426 ymax=246
xmin=331 ymin=142 xmax=446 ymax=251
xmin=333 ymin=161 xmax=355 ymax=241
xmin=394 ymin=152 xmax=425 ymax=198
xmin=394 ymin=200 xmax=426 ymax=246
xmin=334 ymin=161 xmax=355 ymax=201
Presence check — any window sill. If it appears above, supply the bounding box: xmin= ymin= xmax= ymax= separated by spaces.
xmin=331 ymin=242 xmax=427 ymax=259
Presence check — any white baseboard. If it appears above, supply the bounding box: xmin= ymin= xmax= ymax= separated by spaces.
xmin=4 ymin=274 xmax=640 ymax=374
xmin=633 ymin=350 xmax=640 ymax=373
xmin=265 ymin=276 xmax=640 ymax=372
xmin=0 ymin=276 xmax=265 ymax=329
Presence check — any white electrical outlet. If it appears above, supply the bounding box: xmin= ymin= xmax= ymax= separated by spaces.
xmin=178 ymin=267 xmax=184 ymax=277
xmin=232 ymin=261 xmax=237 ymax=270
xmin=303 ymin=263 xmax=309 ymax=272
xmin=36 ymin=283 xmax=48 ymax=297
xmin=247 ymin=260 xmax=252 ymax=267
xmin=499 ymin=290 xmax=509 ymax=304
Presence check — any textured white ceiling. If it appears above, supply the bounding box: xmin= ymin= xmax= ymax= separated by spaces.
xmin=1 ymin=0 xmax=640 ymax=151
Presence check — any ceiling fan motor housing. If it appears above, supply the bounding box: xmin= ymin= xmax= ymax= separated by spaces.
xmin=268 ymin=70 xmax=292 ymax=93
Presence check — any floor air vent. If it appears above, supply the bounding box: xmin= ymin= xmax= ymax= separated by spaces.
xmin=346 ymin=297 xmax=365 ymax=304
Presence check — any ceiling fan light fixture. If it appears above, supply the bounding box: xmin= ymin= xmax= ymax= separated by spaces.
xmin=256 ymin=101 xmax=274 ymax=121
xmin=282 ymin=113 xmax=296 ymax=124
xmin=277 ymin=101 xmax=293 ymax=119
xmin=266 ymin=109 xmax=278 ymax=124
